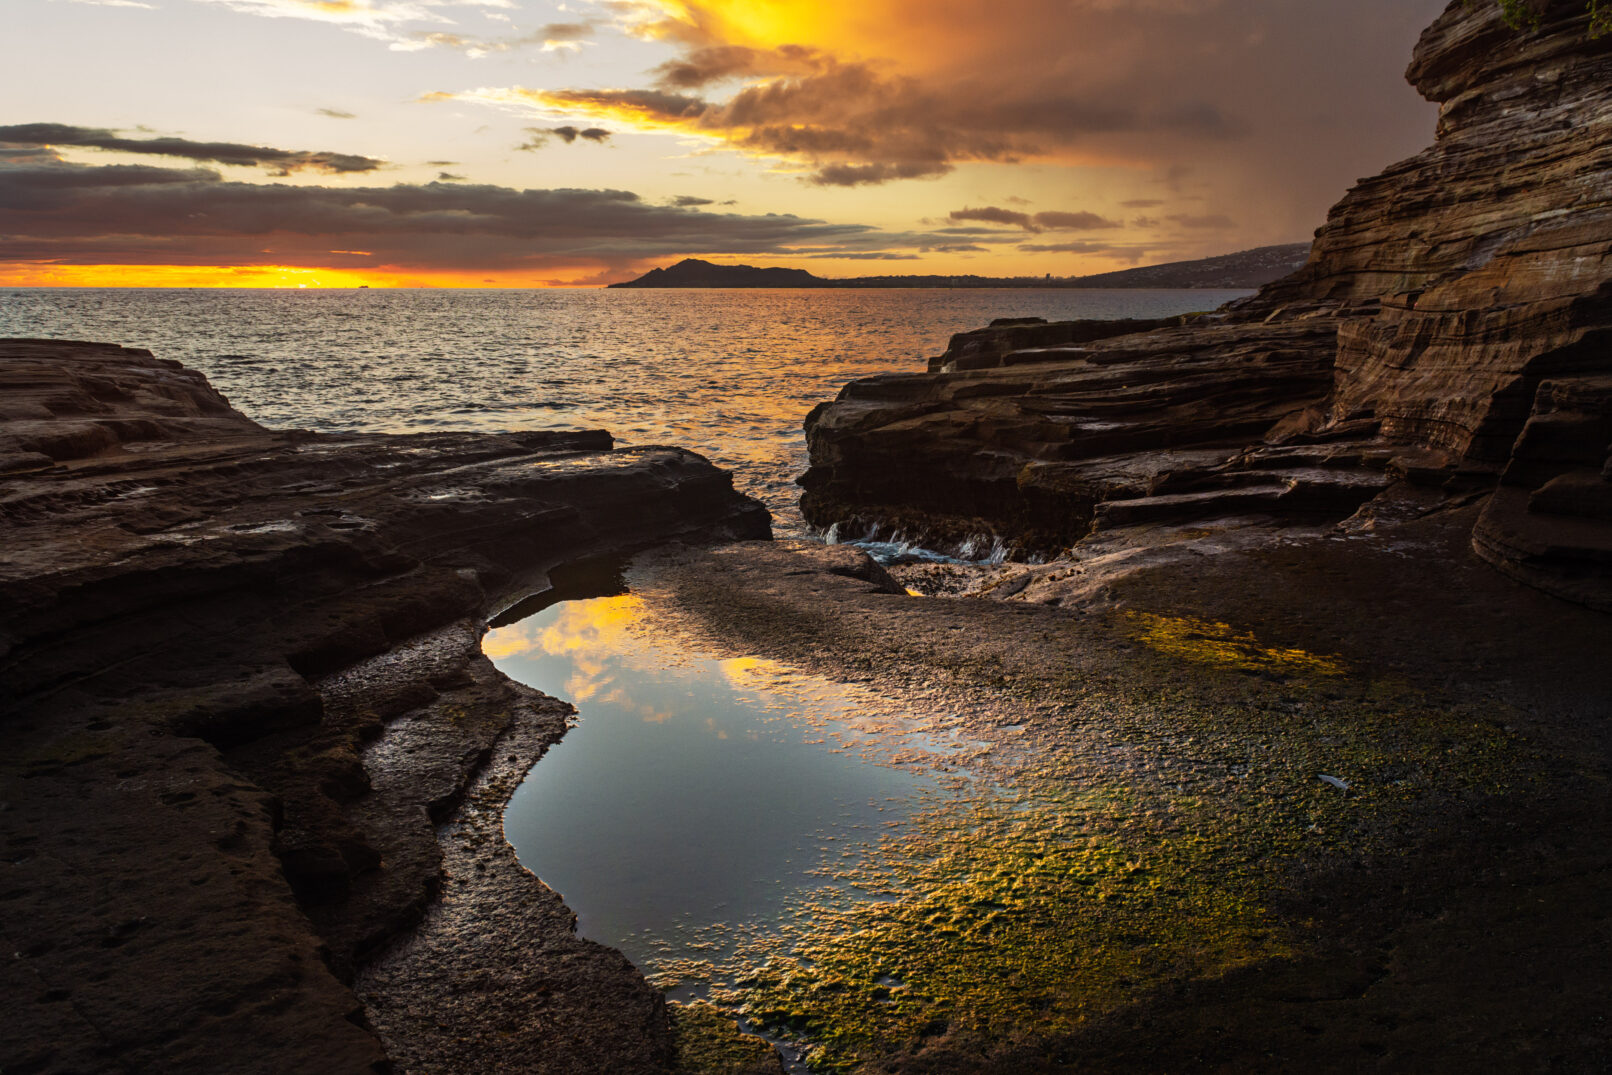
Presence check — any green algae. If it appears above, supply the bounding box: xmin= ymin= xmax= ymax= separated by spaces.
xmin=707 ymin=769 xmax=1295 ymax=1070
xmin=669 ymin=1001 xmax=782 ymax=1075
xmin=515 ymin=577 xmax=1547 ymax=1072
xmin=1124 ymin=610 xmax=1347 ymax=677
xmin=651 ymin=654 xmax=1536 ymax=1072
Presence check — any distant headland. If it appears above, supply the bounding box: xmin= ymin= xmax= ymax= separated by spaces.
xmin=608 ymin=243 xmax=1310 ymax=290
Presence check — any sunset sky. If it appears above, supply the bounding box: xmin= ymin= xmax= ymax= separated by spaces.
xmin=2 ymin=0 xmax=1448 ymax=286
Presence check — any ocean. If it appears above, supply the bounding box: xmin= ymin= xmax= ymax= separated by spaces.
xmin=1 ymin=287 xmax=1252 ymax=536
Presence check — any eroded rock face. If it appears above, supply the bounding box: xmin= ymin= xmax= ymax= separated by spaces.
xmin=0 ymin=338 xmax=264 ymax=471
xmin=0 ymin=340 xmax=770 ymax=1073
xmin=802 ymin=0 xmax=1612 ymax=610
xmin=804 ymin=321 xmax=1353 ymax=552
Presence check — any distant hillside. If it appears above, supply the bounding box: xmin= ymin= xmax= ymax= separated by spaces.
xmin=608 ymin=259 xmax=822 ymax=288
xmin=608 ymin=245 xmax=1312 ymax=290
xmin=1065 ymin=244 xmax=1311 ymax=289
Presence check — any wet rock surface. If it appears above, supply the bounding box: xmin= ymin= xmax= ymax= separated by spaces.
xmin=0 ymin=339 xmax=769 ymax=1073
xmin=801 ymin=0 xmax=1612 ymax=610
xmin=632 ymin=524 xmax=1612 ymax=1072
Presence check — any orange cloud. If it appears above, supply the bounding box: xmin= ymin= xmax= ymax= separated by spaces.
xmin=445 ymin=0 xmax=1254 ymax=186
xmin=458 ymin=0 xmax=1444 ymax=228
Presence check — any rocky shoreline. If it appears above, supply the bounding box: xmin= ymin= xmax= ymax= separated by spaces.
xmin=4 ymin=3 xmax=1612 ymax=1072
xmin=0 ymin=338 xmax=769 ymax=1072
xmin=801 ymin=0 xmax=1612 ymax=613
xmin=625 ymin=513 xmax=1611 ymax=1071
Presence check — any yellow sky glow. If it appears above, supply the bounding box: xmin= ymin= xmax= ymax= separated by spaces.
xmin=0 ymin=263 xmax=610 ymax=288
xmin=0 ymin=0 xmax=1447 ymax=283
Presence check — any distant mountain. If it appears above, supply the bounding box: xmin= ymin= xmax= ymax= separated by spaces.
xmin=607 ymin=245 xmax=1312 ymax=290
xmin=607 ymin=258 xmax=823 ymax=288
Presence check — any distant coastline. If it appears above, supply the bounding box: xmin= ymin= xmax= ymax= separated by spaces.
xmin=608 ymin=243 xmax=1309 ymax=290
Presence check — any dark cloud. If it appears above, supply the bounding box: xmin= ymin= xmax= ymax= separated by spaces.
xmin=1121 ymin=198 xmax=1164 ymax=209
xmin=436 ymin=172 xmax=465 ymax=181
xmin=671 ymin=195 xmax=715 ymax=207
xmin=950 ymin=206 xmax=1035 ymax=230
xmin=538 ymin=21 xmax=593 ymax=42
xmin=0 ymin=122 xmax=384 ymax=175
xmin=316 ymin=108 xmax=357 ymax=120
xmin=0 ymin=157 xmax=883 ymax=270
xmin=1032 ymin=211 xmax=1121 ymax=231
xmin=948 ymin=206 xmax=1121 ymax=233
xmin=535 ymin=56 xmax=1242 ymax=189
xmin=808 ymin=161 xmax=951 ymax=187
xmin=652 ymin=44 xmax=827 ymax=89
xmin=516 ymin=126 xmax=613 ymax=150
xmin=538 ymin=88 xmax=709 ymax=121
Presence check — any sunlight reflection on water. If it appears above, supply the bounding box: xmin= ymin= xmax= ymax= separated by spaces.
xmin=2 ymin=287 xmax=1249 ymax=535
xmin=489 ymin=594 xmax=986 ymax=1006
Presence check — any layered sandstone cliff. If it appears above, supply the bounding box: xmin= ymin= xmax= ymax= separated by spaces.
xmin=802 ymin=0 xmax=1612 ymax=610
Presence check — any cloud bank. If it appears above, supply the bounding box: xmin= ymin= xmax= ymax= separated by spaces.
xmin=0 ymin=155 xmax=898 ymax=272
xmin=423 ymin=0 xmax=1444 ymax=242
xmin=0 ymin=123 xmax=385 ymax=175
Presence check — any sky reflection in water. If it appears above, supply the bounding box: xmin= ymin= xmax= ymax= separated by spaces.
xmin=489 ymin=594 xmax=978 ymax=1002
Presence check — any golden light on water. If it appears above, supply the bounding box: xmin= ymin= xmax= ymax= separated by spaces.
xmin=1125 ymin=611 xmax=1347 ymax=678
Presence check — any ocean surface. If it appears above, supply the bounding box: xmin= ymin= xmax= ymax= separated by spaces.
xmin=1 ymin=287 xmax=1251 ymax=536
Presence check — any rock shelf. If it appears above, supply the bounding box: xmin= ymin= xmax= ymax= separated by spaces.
xmin=0 ymin=338 xmax=768 ymax=1073
xmin=801 ymin=0 xmax=1612 ymax=611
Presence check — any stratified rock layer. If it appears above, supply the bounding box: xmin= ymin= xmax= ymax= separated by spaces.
xmin=0 ymin=339 xmax=770 ymax=1074
xmin=802 ymin=0 xmax=1612 ymax=610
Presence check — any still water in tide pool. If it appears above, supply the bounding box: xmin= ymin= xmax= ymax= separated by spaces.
xmin=1 ymin=287 xmax=1250 ymax=535
xmin=488 ymin=595 xmax=1314 ymax=1071
xmin=486 ymin=594 xmax=988 ymax=1009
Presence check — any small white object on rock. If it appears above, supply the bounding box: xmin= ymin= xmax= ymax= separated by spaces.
xmin=1318 ymin=774 xmax=1350 ymax=792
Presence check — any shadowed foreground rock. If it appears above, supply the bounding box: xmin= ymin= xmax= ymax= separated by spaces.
xmin=0 ymin=339 xmax=770 ymax=1073
xmin=801 ymin=0 xmax=1612 ymax=611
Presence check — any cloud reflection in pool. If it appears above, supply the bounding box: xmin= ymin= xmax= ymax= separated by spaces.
xmin=489 ymin=594 xmax=975 ymax=1003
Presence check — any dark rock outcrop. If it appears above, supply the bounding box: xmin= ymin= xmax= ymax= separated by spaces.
xmin=801 ymin=0 xmax=1612 ymax=610
xmin=925 ymin=314 xmax=1204 ymax=372
xmin=0 ymin=339 xmax=770 ymax=1073
xmin=805 ymin=320 xmax=1357 ymax=552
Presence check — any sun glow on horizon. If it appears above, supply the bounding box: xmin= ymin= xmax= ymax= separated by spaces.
xmin=0 ymin=263 xmax=616 ymax=288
